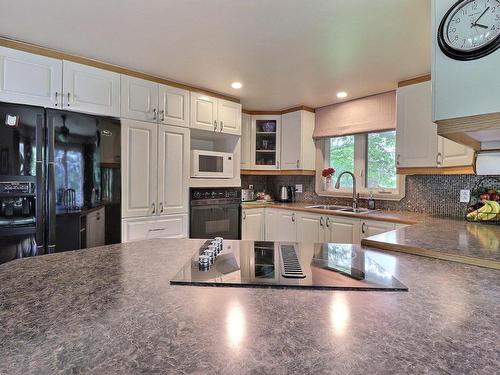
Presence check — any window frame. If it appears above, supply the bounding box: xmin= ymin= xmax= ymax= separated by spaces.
xmin=315 ymin=132 xmax=405 ymax=201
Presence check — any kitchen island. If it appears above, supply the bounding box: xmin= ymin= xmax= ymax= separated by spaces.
xmin=0 ymin=239 xmax=499 ymax=374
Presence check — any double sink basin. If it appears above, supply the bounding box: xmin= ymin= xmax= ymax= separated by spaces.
xmin=304 ymin=205 xmax=374 ymax=214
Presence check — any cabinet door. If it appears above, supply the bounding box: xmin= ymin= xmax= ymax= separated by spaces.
xmin=121 ymin=75 xmax=159 ymax=122
xmin=241 ymin=113 xmax=252 ymax=169
xmin=275 ymin=210 xmax=297 ymax=242
xmin=218 ymin=99 xmax=242 ymax=135
xmin=251 ymin=115 xmax=281 ymax=170
xmin=121 ymin=214 xmax=188 ymax=242
xmin=159 ymin=84 xmax=189 ymax=127
xmin=63 ymin=61 xmax=120 ymax=117
xmin=265 ymin=209 xmax=277 ymax=241
xmin=242 ymin=209 xmax=264 ymax=240
xmin=157 ymin=125 xmax=189 ymax=215
xmin=438 ymin=136 xmax=474 ymax=167
xmin=297 ymin=212 xmax=323 ymax=243
xmin=190 ymin=92 xmax=218 ymax=131
xmin=360 ymin=220 xmax=395 ymax=240
xmin=0 ymin=46 xmax=62 ymax=108
xmin=327 ymin=216 xmax=360 ymax=244
xmin=396 ymin=81 xmax=438 ymax=168
xmin=281 ymin=111 xmax=302 ymax=169
xmin=121 ymin=119 xmax=157 ymax=218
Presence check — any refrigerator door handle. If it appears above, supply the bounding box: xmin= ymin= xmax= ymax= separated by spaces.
xmin=47 ymin=162 xmax=56 ymax=253
xmin=36 ymin=160 xmax=45 ymax=255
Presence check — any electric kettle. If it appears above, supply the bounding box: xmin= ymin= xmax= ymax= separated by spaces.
xmin=278 ymin=186 xmax=295 ymax=202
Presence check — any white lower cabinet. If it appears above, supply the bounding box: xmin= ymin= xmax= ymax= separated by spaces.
xmin=326 ymin=216 xmax=361 ymax=244
xmin=121 ymin=215 xmax=188 ymax=242
xmin=86 ymin=207 xmax=105 ymax=248
xmin=297 ymin=212 xmax=324 ymax=243
xmin=241 ymin=208 xmax=265 ymax=240
xmin=265 ymin=209 xmax=297 ymax=242
xmin=359 ymin=219 xmax=396 ymax=240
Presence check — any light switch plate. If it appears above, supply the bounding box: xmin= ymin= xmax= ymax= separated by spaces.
xmin=460 ymin=189 xmax=470 ymax=203
xmin=295 ymin=184 xmax=303 ymax=193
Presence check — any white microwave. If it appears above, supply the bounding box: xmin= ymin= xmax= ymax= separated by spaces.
xmin=190 ymin=150 xmax=234 ymax=179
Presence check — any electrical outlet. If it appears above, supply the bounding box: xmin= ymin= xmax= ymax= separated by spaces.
xmin=460 ymin=189 xmax=470 ymax=203
xmin=249 ymin=184 xmax=254 ymax=190
xmin=295 ymin=184 xmax=303 ymax=193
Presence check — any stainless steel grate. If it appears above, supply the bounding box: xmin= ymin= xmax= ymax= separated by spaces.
xmin=280 ymin=245 xmax=306 ymax=279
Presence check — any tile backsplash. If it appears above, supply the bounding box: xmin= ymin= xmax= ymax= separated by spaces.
xmin=241 ymin=174 xmax=500 ymax=217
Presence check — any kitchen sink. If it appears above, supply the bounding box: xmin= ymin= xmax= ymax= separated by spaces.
xmin=337 ymin=208 xmax=372 ymax=214
xmin=304 ymin=205 xmax=351 ymax=210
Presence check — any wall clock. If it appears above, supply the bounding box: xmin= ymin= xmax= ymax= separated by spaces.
xmin=438 ymin=0 xmax=500 ymax=60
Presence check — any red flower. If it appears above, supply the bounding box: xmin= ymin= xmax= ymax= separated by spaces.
xmin=322 ymin=167 xmax=335 ymax=178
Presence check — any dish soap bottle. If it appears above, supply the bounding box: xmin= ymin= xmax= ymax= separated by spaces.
xmin=368 ymin=192 xmax=376 ymax=210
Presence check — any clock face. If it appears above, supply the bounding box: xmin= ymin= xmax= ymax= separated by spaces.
xmin=438 ymin=0 xmax=500 ymax=60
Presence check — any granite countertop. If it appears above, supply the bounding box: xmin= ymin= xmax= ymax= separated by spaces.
xmin=0 ymin=239 xmax=498 ymax=374
xmin=242 ymin=202 xmax=500 ymax=269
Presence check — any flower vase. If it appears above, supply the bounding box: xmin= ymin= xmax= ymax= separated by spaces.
xmin=324 ymin=176 xmax=332 ymax=190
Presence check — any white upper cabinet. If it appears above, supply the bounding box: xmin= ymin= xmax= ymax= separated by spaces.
xmin=63 ymin=61 xmax=120 ymax=117
xmin=396 ymin=80 xmax=474 ymax=168
xmin=0 ymin=47 xmax=62 ymax=108
xmin=190 ymin=92 xmax=241 ymax=135
xmin=281 ymin=110 xmax=315 ymax=170
xmin=121 ymin=119 xmax=158 ymax=218
xmin=251 ymin=115 xmax=281 ymax=170
xmin=191 ymin=92 xmax=218 ymax=132
xmin=158 ymin=84 xmax=189 ymax=128
xmin=396 ymin=81 xmax=438 ymax=168
xmin=121 ymin=75 xmax=159 ymax=122
xmin=217 ymin=98 xmax=242 ymax=135
xmin=157 ymin=125 xmax=189 ymax=215
xmin=241 ymin=113 xmax=252 ymax=169
xmin=438 ymin=136 xmax=474 ymax=167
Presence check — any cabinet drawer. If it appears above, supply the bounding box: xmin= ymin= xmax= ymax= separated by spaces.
xmin=122 ymin=214 xmax=188 ymax=242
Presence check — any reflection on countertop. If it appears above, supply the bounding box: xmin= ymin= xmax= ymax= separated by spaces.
xmin=242 ymin=202 xmax=500 ymax=269
xmin=0 ymin=238 xmax=498 ymax=374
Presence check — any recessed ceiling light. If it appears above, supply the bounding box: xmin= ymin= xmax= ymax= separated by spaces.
xmin=231 ymin=82 xmax=243 ymax=89
xmin=337 ymin=91 xmax=348 ymax=99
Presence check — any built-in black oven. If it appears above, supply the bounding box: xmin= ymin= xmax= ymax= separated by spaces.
xmin=189 ymin=188 xmax=241 ymax=240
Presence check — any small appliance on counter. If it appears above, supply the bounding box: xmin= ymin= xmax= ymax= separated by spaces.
xmin=241 ymin=188 xmax=255 ymax=202
xmin=278 ymin=185 xmax=295 ymax=202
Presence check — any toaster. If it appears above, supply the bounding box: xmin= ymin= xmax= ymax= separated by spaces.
xmin=241 ymin=189 xmax=255 ymax=202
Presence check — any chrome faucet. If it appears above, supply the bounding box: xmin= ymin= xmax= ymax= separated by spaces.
xmin=334 ymin=171 xmax=358 ymax=210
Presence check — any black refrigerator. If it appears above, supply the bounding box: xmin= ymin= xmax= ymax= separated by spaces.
xmin=0 ymin=102 xmax=121 ymax=264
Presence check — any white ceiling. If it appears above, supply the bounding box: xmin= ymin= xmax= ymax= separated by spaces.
xmin=0 ymin=0 xmax=431 ymax=110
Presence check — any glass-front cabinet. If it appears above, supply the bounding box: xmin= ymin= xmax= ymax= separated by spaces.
xmin=251 ymin=115 xmax=281 ymax=170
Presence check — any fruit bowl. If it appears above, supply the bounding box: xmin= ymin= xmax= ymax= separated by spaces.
xmin=465 ymin=177 xmax=500 ymax=225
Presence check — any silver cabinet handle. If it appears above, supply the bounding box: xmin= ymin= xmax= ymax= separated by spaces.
xmin=55 ymin=92 xmax=59 ymax=107
xmin=437 ymin=152 xmax=442 ymax=166
xmin=361 ymin=222 xmax=366 ymax=234
xmin=159 ymin=202 xmax=164 ymax=213
xmin=291 ymin=213 xmax=295 ymax=222
xmin=159 ymin=110 xmax=165 ymax=122
xmin=277 ymin=161 xmax=280 ymax=169
xmin=296 ymin=160 xmax=300 ymax=168
xmin=326 ymin=217 xmax=330 ymax=228
xmin=396 ymin=153 xmax=400 ymax=166
xmin=220 ymin=121 xmax=224 ymax=132
xmin=67 ymin=92 xmax=71 ymax=107
xmin=243 ymin=211 xmax=246 ymax=220
xmin=152 ymin=203 xmax=156 ymax=214
xmin=153 ymin=108 xmax=157 ymax=120
xmin=213 ymin=120 xmax=218 ymax=132
xmin=320 ymin=216 xmax=324 ymax=227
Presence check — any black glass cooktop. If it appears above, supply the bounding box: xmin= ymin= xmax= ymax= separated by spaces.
xmin=170 ymin=241 xmax=408 ymax=291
